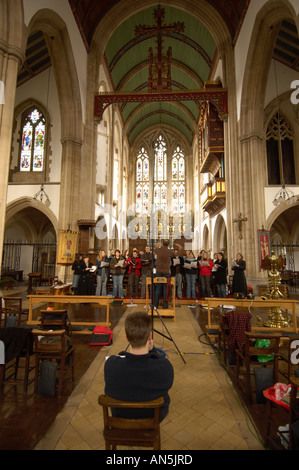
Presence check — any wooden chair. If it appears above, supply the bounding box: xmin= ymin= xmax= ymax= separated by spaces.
xmin=1 ymin=297 xmax=23 ymax=327
xmin=98 ymin=394 xmax=164 ymax=450
xmin=235 ymin=331 xmax=282 ymax=403
xmin=40 ymin=309 xmax=71 ymax=336
xmin=31 ymin=329 xmax=75 ymax=397
xmin=217 ymin=310 xmax=251 ymax=367
xmin=264 ymin=338 xmax=299 ymax=449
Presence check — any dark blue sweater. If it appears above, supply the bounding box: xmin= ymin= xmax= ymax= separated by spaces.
xmin=104 ymin=347 xmax=174 ymax=421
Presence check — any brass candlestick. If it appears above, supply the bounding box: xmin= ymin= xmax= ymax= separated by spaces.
xmin=262 ymin=251 xmax=291 ymax=328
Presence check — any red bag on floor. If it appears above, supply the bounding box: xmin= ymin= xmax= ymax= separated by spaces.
xmin=90 ymin=326 xmax=113 ymax=346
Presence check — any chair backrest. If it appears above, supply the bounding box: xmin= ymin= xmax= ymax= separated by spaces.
xmin=245 ymin=332 xmax=282 ymax=357
xmin=1 ymin=297 xmax=22 ymax=327
xmin=40 ymin=309 xmax=71 ymax=336
xmin=31 ymin=329 xmax=67 ymax=354
xmin=98 ymin=395 xmax=164 ymax=432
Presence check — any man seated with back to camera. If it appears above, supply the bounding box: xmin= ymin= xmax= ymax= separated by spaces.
xmin=104 ymin=311 xmax=174 ymax=422
xmin=154 ymin=239 xmax=182 ymax=309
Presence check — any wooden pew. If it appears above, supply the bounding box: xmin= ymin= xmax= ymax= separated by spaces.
xmin=204 ymin=297 xmax=298 ymax=343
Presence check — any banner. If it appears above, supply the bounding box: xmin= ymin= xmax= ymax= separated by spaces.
xmin=57 ymin=230 xmax=78 ymax=265
xmin=258 ymin=229 xmax=271 ymax=269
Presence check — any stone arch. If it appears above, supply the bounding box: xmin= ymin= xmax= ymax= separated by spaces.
xmin=86 ymin=0 xmax=235 ymax=226
xmin=91 ymin=0 xmax=231 ymax=60
xmin=236 ymin=0 xmax=298 ymax=280
xmin=267 ymin=202 xmax=299 ymax=270
xmin=4 ymin=197 xmax=57 ymax=279
xmin=26 ymin=8 xmax=84 ymax=228
xmin=213 ymin=214 xmax=227 ymax=257
xmin=6 ymin=197 xmax=58 ymax=238
xmin=27 ymin=9 xmax=83 ymax=140
xmin=111 ymin=223 xmax=120 ymax=248
xmin=95 ymin=215 xmax=109 ymax=252
xmin=266 ymin=198 xmax=299 ymax=230
xmin=240 ymin=0 xmax=298 ymax=135
xmin=202 ymin=223 xmax=209 ymax=251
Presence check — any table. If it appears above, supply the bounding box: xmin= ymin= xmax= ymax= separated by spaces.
xmin=27 ymin=273 xmax=42 ymax=293
xmin=2 ymin=270 xmax=23 ymax=282
xmin=27 ymin=295 xmax=111 ymax=330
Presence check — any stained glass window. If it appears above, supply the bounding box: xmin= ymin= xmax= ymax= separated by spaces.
xmin=172 ymin=146 xmax=185 ymax=213
xmin=20 ymin=108 xmax=46 ymax=172
xmin=154 ymin=135 xmax=167 ymax=211
xmin=136 ymin=147 xmax=149 ymax=213
xmin=135 ymin=137 xmax=186 ymax=215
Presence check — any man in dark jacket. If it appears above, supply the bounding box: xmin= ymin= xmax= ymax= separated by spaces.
xmin=71 ymin=254 xmax=84 ymax=294
xmin=104 ymin=311 xmax=174 ymax=421
xmin=140 ymin=245 xmax=152 ymax=298
xmin=154 ymin=240 xmax=182 ymax=308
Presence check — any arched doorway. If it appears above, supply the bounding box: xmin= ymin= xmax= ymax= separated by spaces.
xmin=269 ymin=204 xmax=299 ymax=272
xmin=214 ymin=214 xmax=227 ymax=258
xmin=4 ymin=203 xmax=57 ymax=282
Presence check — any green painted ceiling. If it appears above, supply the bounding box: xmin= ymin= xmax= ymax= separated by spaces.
xmin=104 ymin=5 xmax=217 ymax=145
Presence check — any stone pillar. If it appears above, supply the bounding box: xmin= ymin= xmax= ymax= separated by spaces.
xmin=107 ymin=105 xmax=115 ymax=208
xmin=57 ymin=137 xmax=83 ymax=282
xmin=106 ymin=105 xmax=115 ymax=248
xmin=59 ymin=136 xmax=83 ymax=231
xmin=239 ymin=132 xmax=268 ymax=282
xmin=0 ymin=1 xmax=25 ymax=272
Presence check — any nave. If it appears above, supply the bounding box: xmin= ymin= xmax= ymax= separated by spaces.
xmin=1 ymin=283 xmax=298 ymax=451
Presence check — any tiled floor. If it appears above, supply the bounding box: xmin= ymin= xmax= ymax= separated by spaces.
xmin=35 ymin=305 xmax=264 ymax=451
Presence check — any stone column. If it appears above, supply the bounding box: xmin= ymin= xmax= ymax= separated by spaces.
xmin=0 ymin=1 xmax=25 ymax=272
xmin=59 ymin=136 xmax=83 ymax=230
xmin=238 ymin=132 xmax=268 ymax=282
xmin=56 ymin=137 xmax=83 ymax=282
xmin=106 ymin=105 xmax=115 ymax=249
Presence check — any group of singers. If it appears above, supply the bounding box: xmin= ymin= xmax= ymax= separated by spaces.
xmin=71 ymin=242 xmax=247 ymax=301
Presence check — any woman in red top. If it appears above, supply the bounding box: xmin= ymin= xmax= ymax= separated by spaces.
xmin=198 ymin=251 xmax=213 ymax=298
xmin=126 ymin=250 xmax=142 ymax=298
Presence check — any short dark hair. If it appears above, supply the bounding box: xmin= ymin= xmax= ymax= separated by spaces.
xmin=163 ymin=239 xmax=170 ymax=246
xmin=125 ymin=312 xmax=151 ymax=348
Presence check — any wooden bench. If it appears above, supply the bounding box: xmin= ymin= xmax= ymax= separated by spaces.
xmin=204 ymin=297 xmax=299 ymax=343
xmin=27 ymin=295 xmax=110 ymax=331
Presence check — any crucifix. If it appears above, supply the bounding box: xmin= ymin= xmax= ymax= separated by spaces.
xmin=93 ymin=6 xmax=228 ymax=122
xmin=135 ymin=6 xmax=184 ymax=92
xmin=233 ymin=213 xmax=247 ymax=239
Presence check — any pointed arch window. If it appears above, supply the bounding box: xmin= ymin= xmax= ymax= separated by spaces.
xmin=172 ymin=145 xmax=185 ymax=213
xmin=154 ymin=135 xmax=167 ymax=212
xmin=135 ymin=135 xmax=186 ymax=215
xmin=20 ymin=108 xmax=46 ymax=172
xmin=136 ymin=147 xmax=150 ymax=213
xmin=266 ymin=113 xmax=295 ymax=185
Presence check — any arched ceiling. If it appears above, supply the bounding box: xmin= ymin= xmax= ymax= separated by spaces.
xmin=103 ymin=6 xmax=217 ymax=145
xmin=17 ymin=2 xmax=299 ymax=147
xmin=68 ymin=0 xmax=250 ymax=49
xmin=69 ymin=1 xmax=246 ymax=146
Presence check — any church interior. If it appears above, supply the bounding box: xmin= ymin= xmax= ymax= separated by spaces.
xmin=1 ymin=0 xmax=299 ymax=452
